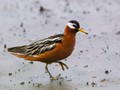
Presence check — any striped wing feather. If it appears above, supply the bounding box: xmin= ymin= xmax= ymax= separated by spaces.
xmin=25 ymin=34 xmax=63 ymax=56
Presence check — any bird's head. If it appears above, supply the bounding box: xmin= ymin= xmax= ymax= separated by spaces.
xmin=67 ymin=20 xmax=88 ymax=35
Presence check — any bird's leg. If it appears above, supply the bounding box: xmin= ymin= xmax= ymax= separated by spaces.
xmin=45 ymin=63 xmax=58 ymax=80
xmin=57 ymin=62 xmax=69 ymax=71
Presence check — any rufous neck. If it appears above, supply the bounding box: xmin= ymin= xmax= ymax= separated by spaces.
xmin=64 ymin=26 xmax=77 ymax=36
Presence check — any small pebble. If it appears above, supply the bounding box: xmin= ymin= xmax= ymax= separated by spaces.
xmin=80 ymin=50 xmax=83 ymax=53
xmin=20 ymin=82 xmax=25 ymax=85
xmin=100 ymin=79 xmax=108 ymax=82
xmin=28 ymin=81 xmax=31 ymax=84
xmin=116 ymin=31 xmax=120 ymax=35
xmin=86 ymin=82 xmax=89 ymax=85
xmin=86 ymin=49 xmax=88 ymax=52
xmin=69 ymin=10 xmax=73 ymax=13
xmin=4 ymin=44 xmax=7 ymax=49
xmin=18 ymin=69 xmax=20 ymax=72
xmin=105 ymin=70 xmax=109 ymax=74
xmin=23 ymin=29 xmax=26 ymax=33
xmin=37 ymin=83 xmax=42 ymax=87
xmin=75 ymin=88 xmax=78 ymax=90
xmin=84 ymin=65 xmax=88 ymax=68
xmin=14 ymin=84 xmax=16 ymax=86
xmin=65 ymin=76 xmax=67 ymax=78
xmin=93 ymin=34 xmax=96 ymax=37
xmin=39 ymin=6 xmax=45 ymax=13
xmin=29 ymin=61 xmax=34 ymax=64
xmin=96 ymin=8 xmax=100 ymax=11
xmin=8 ymin=73 xmax=12 ymax=76
xmin=15 ymin=72 xmax=17 ymax=74
xmin=20 ymin=22 xmax=23 ymax=27
xmin=91 ymin=82 xmax=96 ymax=87
xmin=92 ymin=76 xmax=97 ymax=78
xmin=45 ymin=21 xmax=47 ymax=24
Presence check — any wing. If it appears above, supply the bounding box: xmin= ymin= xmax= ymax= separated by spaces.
xmin=25 ymin=34 xmax=64 ymax=56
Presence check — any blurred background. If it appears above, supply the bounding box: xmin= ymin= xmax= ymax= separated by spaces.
xmin=0 ymin=0 xmax=120 ymax=90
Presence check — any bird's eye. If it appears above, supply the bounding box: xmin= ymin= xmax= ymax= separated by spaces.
xmin=73 ymin=25 xmax=76 ymax=27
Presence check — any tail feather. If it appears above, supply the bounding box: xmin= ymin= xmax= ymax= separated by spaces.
xmin=7 ymin=45 xmax=36 ymax=60
xmin=8 ymin=45 xmax=27 ymax=54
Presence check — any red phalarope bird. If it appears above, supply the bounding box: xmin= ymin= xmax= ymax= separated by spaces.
xmin=8 ymin=20 xmax=88 ymax=80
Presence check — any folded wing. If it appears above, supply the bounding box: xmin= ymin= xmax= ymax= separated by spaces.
xmin=8 ymin=34 xmax=64 ymax=56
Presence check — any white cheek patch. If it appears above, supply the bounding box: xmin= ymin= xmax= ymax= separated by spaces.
xmin=67 ymin=23 xmax=75 ymax=29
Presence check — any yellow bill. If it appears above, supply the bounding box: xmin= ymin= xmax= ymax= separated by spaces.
xmin=78 ymin=28 xmax=88 ymax=35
